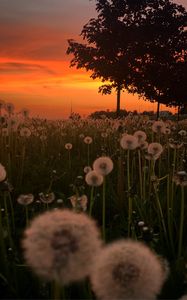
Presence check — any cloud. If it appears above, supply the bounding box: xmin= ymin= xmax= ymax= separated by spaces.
xmin=0 ymin=62 xmax=55 ymax=74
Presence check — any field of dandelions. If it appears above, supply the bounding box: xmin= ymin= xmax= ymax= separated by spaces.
xmin=0 ymin=101 xmax=187 ymax=300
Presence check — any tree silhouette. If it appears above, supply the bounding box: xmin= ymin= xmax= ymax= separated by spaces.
xmin=67 ymin=0 xmax=187 ymax=116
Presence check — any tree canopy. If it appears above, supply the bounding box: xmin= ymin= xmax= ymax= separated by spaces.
xmin=67 ymin=0 xmax=187 ymax=115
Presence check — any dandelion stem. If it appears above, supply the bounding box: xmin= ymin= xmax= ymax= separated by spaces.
xmin=89 ymin=186 xmax=94 ymax=216
xmin=178 ymin=185 xmax=185 ymax=259
xmin=138 ymin=150 xmax=143 ymax=201
xmin=102 ymin=177 xmax=106 ymax=241
xmin=167 ymin=174 xmax=175 ymax=257
xmin=127 ymin=150 xmax=132 ymax=237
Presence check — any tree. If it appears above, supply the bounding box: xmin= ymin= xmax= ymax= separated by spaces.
xmin=67 ymin=0 xmax=187 ymax=116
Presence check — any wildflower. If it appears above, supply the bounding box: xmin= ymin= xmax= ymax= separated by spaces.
xmin=79 ymin=133 xmax=85 ymax=139
xmin=17 ymin=194 xmax=34 ymax=205
xmin=20 ymin=127 xmax=31 ymax=137
xmin=178 ymin=130 xmax=187 ymax=137
xmin=165 ymin=128 xmax=171 ymax=135
xmin=65 ymin=143 xmax=72 ymax=150
xmin=147 ymin=142 xmax=163 ymax=159
xmin=101 ymin=132 xmax=108 ymax=138
xmin=93 ymin=156 xmax=113 ymax=176
xmin=84 ymin=166 xmax=92 ymax=174
xmin=139 ymin=141 xmax=148 ymax=150
xmin=173 ymin=171 xmax=187 ymax=186
xmin=22 ymin=209 xmax=102 ymax=284
xmin=84 ymin=136 xmax=93 ymax=144
xmin=120 ymin=134 xmax=138 ymax=150
xmin=169 ymin=140 xmax=183 ymax=149
xmin=0 ymin=164 xmax=6 ymax=182
xmin=69 ymin=194 xmax=88 ymax=212
xmin=133 ymin=131 xmax=147 ymax=143
xmin=90 ymin=239 xmax=168 ymax=300
xmin=152 ymin=121 xmax=166 ymax=134
xmin=39 ymin=192 xmax=55 ymax=204
xmin=85 ymin=170 xmax=103 ymax=187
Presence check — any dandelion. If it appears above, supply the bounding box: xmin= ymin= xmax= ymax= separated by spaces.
xmin=101 ymin=132 xmax=108 ymax=138
xmin=84 ymin=166 xmax=92 ymax=174
xmin=84 ymin=136 xmax=93 ymax=144
xmin=85 ymin=170 xmax=103 ymax=187
xmin=152 ymin=121 xmax=166 ymax=134
xmin=90 ymin=239 xmax=168 ymax=300
xmin=39 ymin=192 xmax=55 ymax=203
xmin=93 ymin=156 xmax=113 ymax=176
xmin=178 ymin=130 xmax=187 ymax=137
xmin=139 ymin=141 xmax=148 ymax=150
xmin=163 ymin=127 xmax=170 ymax=135
xmin=147 ymin=142 xmax=163 ymax=158
xmin=22 ymin=209 xmax=102 ymax=284
xmin=79 ymin=133 xmax=85 ymax=139
xmin=20 ymin=127 xmax=31 ymax=137
xmin=133 ymin=130 xmax=147 ymax=143
xmin=17 ymin=194 xmax=34 ymax=205
xmin=173 ymin=171 xmax=187 ymax=186
xmin=0 ymin=164 xmax=6 ymax=182
xmin=120 ymin=134 xmax=138 ymax=150
xmin=169 ymin=140 xmax=183 ymax=149
xmin=65 ymin=143 xmax=72 ymax=150
xmin=69 ymin=194 xmax=88 ymax=212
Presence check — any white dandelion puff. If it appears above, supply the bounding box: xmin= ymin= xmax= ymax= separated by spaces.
xmin=17 ymin=194 xmax=34 ymax=205
xmin=22 ymin=209 xmax=102 ymax=285
xmin=120 ymin=134 xmax=138 ymax=150
xmin=90 ymin=239 xmax=168 ymax=300
xmin=93 ymin=156 xmax=113 ymax=176
xmin=85 ymin=170 xmax=103 ymax=186
xmin=84 ymin=136 xmax=93 ymax=144
xmin=0 ymin=164 xmax=6 ymax=182
xmin=65 ymin=143 xmax=72 ymax=150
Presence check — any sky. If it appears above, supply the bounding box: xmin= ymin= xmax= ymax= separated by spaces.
xmin=0 ymin=0 xmax=186 ymax=119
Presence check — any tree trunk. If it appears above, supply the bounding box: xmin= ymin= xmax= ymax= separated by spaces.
xmin=177 ymin=105 xmax=180 ymax=121
xmin=156 ymin=101 xmax=160 ymax=120
xmin=116 ymin=86 xmax=121 ymax=117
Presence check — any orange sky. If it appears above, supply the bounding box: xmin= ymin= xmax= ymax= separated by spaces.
xmin=0 ymin=0 xmax=186 ymax=119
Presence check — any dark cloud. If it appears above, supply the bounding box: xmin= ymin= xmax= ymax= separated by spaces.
xmin=0 ymin=62 xmax=55 ymax=74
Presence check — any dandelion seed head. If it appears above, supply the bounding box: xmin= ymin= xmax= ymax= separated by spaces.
xmin=39 ymin=192 xmax=55 ymax=204
xmin=90 ymin=240 xmax=168 ymax=300
xmin=93 ymin=156 xmax=113 ymax=176
xmin=20 ymin=127 xmax=31 ymax=137
xmin=147 ymin=142 xmax=163 ymax=159
xmin=85 ymin=170 xmax=103 ymax=186
xmin=0 ymin=164 xmax=6 ymax=182
xmin=173 ymin=171 xmax=187 ymax=186
xmin=22 ymin=209 xmax=102 ymax=284
xmin=65 ymin=143 xmax=72 ymax=150
xmin=84 ymin=136 xmax=93 ymax=144
xmin=133 ymin=130 xmax=147 ymax=143
xmin=84 ymin=166 xmax=92 ymax=174
xmin=152 ymin=121 xmax=166 ymax=134
xmin=120 ymin=134 xmax=138 ymax=150
xmin=17 ymin=194 xmax=34 ymax=205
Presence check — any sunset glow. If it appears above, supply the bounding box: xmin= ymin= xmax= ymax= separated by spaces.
xmin=0 ymin=0 xmax=186 ymax=119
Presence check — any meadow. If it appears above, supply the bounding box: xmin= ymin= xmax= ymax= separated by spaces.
xmin=0 ymin=103 xmax=187 ymax=299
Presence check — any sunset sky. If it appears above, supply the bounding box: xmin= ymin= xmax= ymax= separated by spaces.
xmin=0 ymin=0 xmax=186 ymax=119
